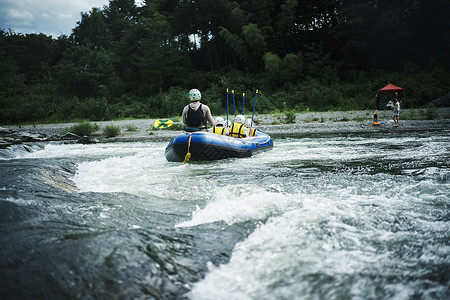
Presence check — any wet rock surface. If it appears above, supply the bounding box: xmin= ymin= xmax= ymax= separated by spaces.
xmin=0 ymin=127 xmax=82 ymax=159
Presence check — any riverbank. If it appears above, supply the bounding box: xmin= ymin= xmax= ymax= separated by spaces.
xmin=2 ymin=108 xmax=450 ymax=144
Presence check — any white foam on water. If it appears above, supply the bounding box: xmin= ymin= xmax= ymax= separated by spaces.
xmin=175 ymin=185 xmax=301 ymax=227
xmin=73 ymin=152 xmax=191 ymax=199
xmin=16 ymin=141 xmax=200 ymax=200
xmin=187 ymin=193 xmax=367 ymax=300
xmin=261 ymin=138 xmax=385 ymax=165
xmin=67 ymin=142 xmax=220 ymax=201
xmin=17 ymin=142 xmax=164 ymax=160
xmin=187 ymin=198 xmax=370 ymax=299
xmin=188 ymin=172 xmax=450 ymax=300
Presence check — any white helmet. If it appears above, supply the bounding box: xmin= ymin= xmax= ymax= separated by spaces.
xmin=189 ymin=89 xmax=201 ymax=102
xmin=226 ymin=120 xmax=232 ymax=127
xmin=215 ymin=117 xmax=225 ymax=126
xmin=235 ymin=114 xmax=245 ymax=124
xmin=245 ymin=118 xmax=253 ymax=127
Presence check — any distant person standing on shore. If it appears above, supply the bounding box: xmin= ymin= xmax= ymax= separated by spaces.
xmin=393 ymin=98 xmax=400 ymax=127
xmin=373 ymin=109 xmax=379 ymax=123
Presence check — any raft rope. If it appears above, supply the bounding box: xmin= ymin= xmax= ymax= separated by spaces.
xmin=183 ymin=134 xmax=192 ymax=163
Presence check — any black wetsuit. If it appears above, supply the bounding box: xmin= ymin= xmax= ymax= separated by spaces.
xmin=186 ymin=104 xmax=206 ymax=128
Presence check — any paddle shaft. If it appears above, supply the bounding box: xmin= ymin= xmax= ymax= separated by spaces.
xmin=226 ymin=88 xmax=229 ymax=126
xmin=251 ymin=90 xmax=258 ymax=126
xmin=242 ymin=92 xmax=245 ymax=115
xmin=232 ymin=90 xmax=236 ymax=117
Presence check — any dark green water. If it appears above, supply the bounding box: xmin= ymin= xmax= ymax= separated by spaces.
xmin=1 ymin=131 xmax=449 ymax=299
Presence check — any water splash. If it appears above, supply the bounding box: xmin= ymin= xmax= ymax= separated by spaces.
xmin=176 ymin=185 xmax=301 ymax=227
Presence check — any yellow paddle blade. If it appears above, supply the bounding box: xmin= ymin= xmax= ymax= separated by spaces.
xmin=154 ymin=119 xmax=174 ymax=128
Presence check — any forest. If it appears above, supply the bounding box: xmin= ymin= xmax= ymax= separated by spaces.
xmin=1 ymin=0 xmax=449 ymax=124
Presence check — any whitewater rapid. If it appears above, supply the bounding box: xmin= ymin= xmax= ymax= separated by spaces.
xmin=2 ymin=131 xmax=449 ymax=299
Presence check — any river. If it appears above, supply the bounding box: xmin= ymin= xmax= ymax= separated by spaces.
xmin=1 ymin=130 xmax=449 ymax=299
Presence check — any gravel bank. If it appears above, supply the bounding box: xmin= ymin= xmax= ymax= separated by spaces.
xmin=4 ymin=108 xmax=450 ymax=142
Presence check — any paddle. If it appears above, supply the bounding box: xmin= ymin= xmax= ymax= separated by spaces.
xmin=154 ymin=119 xmax=174 ymax=128
xmin=232 ymin=90 xmax=237 ymax=117
xmin=242 ymin=92 xmax=245 ymax=114
xmin=251 ymin=89 xmax=258 ymax=127
xmin=226 ymin=88 xmax=229 ymax=126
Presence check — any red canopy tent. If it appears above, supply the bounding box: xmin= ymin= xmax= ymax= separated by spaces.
xmin=376 ymin=83 xmax=404 ymax=109
xmin=378 ymin=83 xmax=404 ymax=93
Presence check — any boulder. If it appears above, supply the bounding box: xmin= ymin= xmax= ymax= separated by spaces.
xmin=60 ymin=132 xmax=81 ymax=140
xmin=77 ymin=136 xmax=99 ymax=144
xmin=48 ymin=134 xmax=61 ymax=141
xmin=20 ymin=132 xmax=47 ymax=142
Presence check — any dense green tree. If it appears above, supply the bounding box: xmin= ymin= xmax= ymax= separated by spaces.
xmin=105 ymin=0 xmax=137 ymax=43
xmin=117 ymin=9 xmax=188 ymax=96
xmin=263 ymin=52 xmax=281 ymax=79
xmin=1 ymin=0 xmax=449 ymax=124
xmin=0 ymin=53 xmax=26 ymax=97
xmin=0 ymin=32 xmax=59 ymax=83
xmin=219 ymin=22 xmax=266 ymax=72
xmin=73 ymin=8 xmax=110 ymax=48
xmin=54 ymin=45 xmax=117 ymax=98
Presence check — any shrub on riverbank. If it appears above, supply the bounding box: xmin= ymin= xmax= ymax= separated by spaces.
xmin=425 ymin=104 xmax=438 ymax=120
xmin=103 ymin=125 xmax=121 ymax=137
xmin=65 ymin=121 xmax=99 ymax=136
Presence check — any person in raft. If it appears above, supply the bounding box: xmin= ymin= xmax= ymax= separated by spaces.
xmin=182 ymin=89 xmax=215 ymax=131
xmin=393 ymin=98 xmax=400 ymax=127
xmin=245 ymin=118 xmax=257 ymax=136
xmin=211 ymin=116 xmax=227 ymax=135
xmin=229 ymin=114 xmax=249 ymax=138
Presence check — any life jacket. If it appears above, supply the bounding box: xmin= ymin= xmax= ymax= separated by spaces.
xmin=229 ymin=123 xmax=246 ymax=138
xmin=186 ymin=104 xmax=206 ymax=128
xmin=248 ymin=127 xmax=257 ymax=136
xmin=212 ymin=126 xmax=226 ymax=135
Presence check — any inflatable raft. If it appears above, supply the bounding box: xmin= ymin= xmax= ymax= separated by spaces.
xmin=165 ymin=129 xmax=273 ymax=162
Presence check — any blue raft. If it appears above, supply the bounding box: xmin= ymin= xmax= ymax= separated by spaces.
xmin=165 ymin=129 xmax=273 ymax=162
